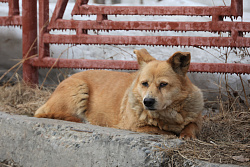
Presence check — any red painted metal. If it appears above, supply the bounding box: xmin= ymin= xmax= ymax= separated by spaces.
xmin=231 ymin=0 xmax=243 ymax=17
xmin=72 ymin=6 xmax=233 ymax=17
xmin=21 ymin=0 xmax=250 ymax=85
xmin=22 ymin=0 xmax=38 ymax=85
xmin=0 ymin=0 xmax=22 ymax=26
xmin=42 ymin=34 xmax=250 ymax=48
xmin=28 ymin=58 xmax=250 ymax=75
xmin=71 ymin=0 xmax=242 ymax=17
xmin=29 ymin=58 xmax=139 ymax=70
xmin=39 ymin=0 xmax=50 ymax=59
xmin=48 ymin=20 xmax=250 ymax=32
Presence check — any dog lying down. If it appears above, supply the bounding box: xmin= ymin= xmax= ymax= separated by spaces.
xmin=35 ymin=49 xmax=204 ymax=139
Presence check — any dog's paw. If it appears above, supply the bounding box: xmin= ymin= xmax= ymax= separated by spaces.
xmin=179 ymin=132 xmax=196 ymax=140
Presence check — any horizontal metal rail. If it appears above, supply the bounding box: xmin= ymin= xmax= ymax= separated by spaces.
xmin=43 ymin=34 xmax=250 ymax=48
xmin=0 ymin=16 xmax=22 ymax=26
xmin=0 ymin=0 xmax=8 ymax=3
xmin=48 ymin=20 xmax=250 ymax=32
xmin=72 ymin=5 xmax=233 ymax=16
xmin=29 ymin=57 xmax=250 ymax=75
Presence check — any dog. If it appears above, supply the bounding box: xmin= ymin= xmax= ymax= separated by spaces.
xmin=35 ymin=49 xmax=204 ymax=139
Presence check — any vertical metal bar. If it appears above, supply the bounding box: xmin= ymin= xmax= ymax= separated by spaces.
xmin=49 ymin=0 xmax=69 ymax=26
xmin=13 ymin=0 xmax=20 ymax=15
xmin=231 ymin=0 xmax=243 ymax=17
xmin=8 ymin=0 xmax=20 ymax=16
xmin=39 ymin=0 xmax=50 ymax=59
xmin=8 ymin=0 xmax=14 ymax=16
xmin=22 ymin=0 xmax=38 ymax=85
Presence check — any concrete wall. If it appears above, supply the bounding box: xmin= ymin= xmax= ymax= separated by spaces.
xmin=0 ymin=112 xmax=181 ymax=167
xmin=0 ymin=111 xmax=243 ymax=167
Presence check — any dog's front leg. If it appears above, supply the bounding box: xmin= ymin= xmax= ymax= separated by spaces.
xmin=179 ymin=122 xmax=199 ymax=139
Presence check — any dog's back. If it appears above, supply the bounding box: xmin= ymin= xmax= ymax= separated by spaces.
xmin=35 ymin=70 xmax=135 ymax=127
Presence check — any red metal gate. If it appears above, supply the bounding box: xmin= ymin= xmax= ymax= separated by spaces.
xmin=21 ymin=0 xmax=250 ymax=85
xmin=0 ymin=0 xmax=21 ymax=26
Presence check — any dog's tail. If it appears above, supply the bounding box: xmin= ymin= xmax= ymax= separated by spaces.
xmin=34 ymin=106 xmax=82 ymax=123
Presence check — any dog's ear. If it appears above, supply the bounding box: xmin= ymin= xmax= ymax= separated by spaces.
xmin=134 ymin=49 xmax=156 ymax=67
xmin=167 ymin=52 xmax=191 ymax=76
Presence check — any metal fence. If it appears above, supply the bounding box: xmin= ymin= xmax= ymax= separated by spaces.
xmin=0 ymin=0 xmax=21 ymax=26
xmin=3 ymin=0 xmax=250 ymax=85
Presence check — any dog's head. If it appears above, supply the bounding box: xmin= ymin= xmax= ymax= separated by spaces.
xmin=133 ymin=49 xmax=191 ymax=111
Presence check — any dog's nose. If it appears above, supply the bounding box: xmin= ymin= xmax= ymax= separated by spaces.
xmin=143 ymin=98 xmax=156 ymax=108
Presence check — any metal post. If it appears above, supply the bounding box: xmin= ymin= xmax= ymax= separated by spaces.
xmin=39 ymin=0 xmax=50 ymax=59
xmin=231 ymin=0 xmax=243 ymax=18
xmin=8 ymin=0 xmax=20 ymax=16
xmin=22 ymin=0 xmax=38 ymax=85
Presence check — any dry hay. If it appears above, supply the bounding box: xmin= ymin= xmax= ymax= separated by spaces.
xmin=0 ymin=83 xmax=249 ymax=166
xmin=0 ymin=82 xmax=52 ymax=116
xmin=0 ymin=159 xmax=20 ymax=167
xmin=162 ymin=101 xmax=250 ymax=166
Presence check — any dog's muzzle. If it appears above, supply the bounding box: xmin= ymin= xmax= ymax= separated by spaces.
xmin=143 ymin=98 xmax=156 ymax=110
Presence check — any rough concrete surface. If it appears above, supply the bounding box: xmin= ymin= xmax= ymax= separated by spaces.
xmin=0 ymin=112 xmax=243 ymax=167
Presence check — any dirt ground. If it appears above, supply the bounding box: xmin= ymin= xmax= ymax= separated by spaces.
xmin=0 ymin=83 xmax=249 ymax=166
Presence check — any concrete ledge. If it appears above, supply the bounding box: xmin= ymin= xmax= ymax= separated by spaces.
xmin=0 ymin=112 xmax=182 ymax=167
xmin=0 ymin=112 xmax=243 ymax=167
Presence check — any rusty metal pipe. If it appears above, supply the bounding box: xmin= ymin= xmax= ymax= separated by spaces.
xmin=39 ymin=0 xmax=50 ymax=59
xmin=43 ymin=34 xmax=250 ymax=48
xmin=29 ymin=57 xmax=250 ymax=74
xmin=22 ymin=0 xmax=38 ymax=85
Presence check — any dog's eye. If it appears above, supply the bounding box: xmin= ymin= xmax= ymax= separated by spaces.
xmin=159 ymin=82 xmax=168 ymax=88
xmin=142 ymin=82 xmax=149 ymax=87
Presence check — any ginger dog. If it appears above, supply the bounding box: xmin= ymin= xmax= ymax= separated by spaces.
xmin=35 ymin=49 xmax=204 ymax=139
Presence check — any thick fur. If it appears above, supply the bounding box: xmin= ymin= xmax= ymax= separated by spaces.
xmin=35 ymin=49 xmax=204 ymax=139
